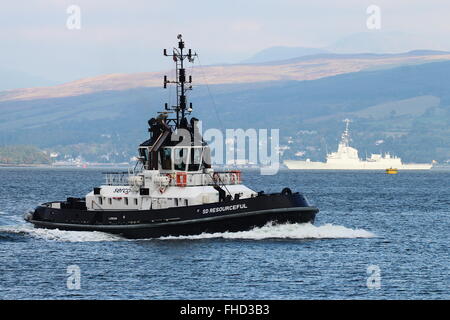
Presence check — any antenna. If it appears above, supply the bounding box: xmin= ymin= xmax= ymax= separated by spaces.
xmin=343 ymin=118 xmax=351 ymax=133
xmin=341 ymin=118 xmax=352 ymax=147
xmin=162 ymin=34 xmax=198 ymax=129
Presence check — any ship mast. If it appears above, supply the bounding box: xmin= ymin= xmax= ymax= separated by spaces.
xmin=163 ymin=34 xmax=197 ymax=129
xmin=341 ymin=118 xmax=352 ymax=147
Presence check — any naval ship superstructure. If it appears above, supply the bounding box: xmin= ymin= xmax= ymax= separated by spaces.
xmin=284 ymin=119 xmax=432 ymax=170
xmin=25 ymin=35 xmax=318 ymax=239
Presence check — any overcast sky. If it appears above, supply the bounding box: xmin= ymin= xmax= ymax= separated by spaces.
xmin=2 ymin=0 xmax=450 ymax=84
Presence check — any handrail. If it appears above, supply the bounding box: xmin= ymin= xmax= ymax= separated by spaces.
xmin=208 ymin=172 xmax=232 ymax=196
xmin=103 ymin=171 xmax=130 ymax=186
xmin=102 ymin=170 xmax=241 ymax=187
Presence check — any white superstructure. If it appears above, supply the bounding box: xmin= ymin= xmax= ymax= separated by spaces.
xmin=84 ymin=146 xmax=257 ymax=212
xmin=284 ymin=119 xmax=432 ymax=170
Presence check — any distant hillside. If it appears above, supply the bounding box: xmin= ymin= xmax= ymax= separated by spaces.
xmin=327 ymin=32 xmax=446 ymax=54
xmin=242 ymin=31 xmax=447 ymax=64
xmin=1 ymin=51 xmax=449 ymax=102
xmin=0 ymin=145 xmax=51 ymax=165
xmin=241 ymin=46 xmax=329 ymax=64
xmin=0 ymin=60 xmax=450 ymax=163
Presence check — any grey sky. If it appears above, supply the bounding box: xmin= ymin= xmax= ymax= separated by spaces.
xmin=1 ymin=0 xmax=450 ymax=85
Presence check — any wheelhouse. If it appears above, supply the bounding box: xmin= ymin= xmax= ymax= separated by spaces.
xmin=138 ymin=145 xmax=211 ymax=172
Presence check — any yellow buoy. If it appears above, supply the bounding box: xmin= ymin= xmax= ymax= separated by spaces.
xmin=385 ymin=168 xmax=398 ymax=174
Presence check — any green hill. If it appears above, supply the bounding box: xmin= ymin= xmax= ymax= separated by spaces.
xmin=0 ymin=60 xmax=450 ymax=163
xmin=0 ymin=145 xmax=51 ymax=165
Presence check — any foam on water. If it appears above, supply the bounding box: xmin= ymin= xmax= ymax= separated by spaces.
xmin=0 ymin=221 xmax=375 ymax=242
xmin=159 ymin=222 xmax=376 ymax=240
xmin=0 ymin=225 xmax=124 ymax=242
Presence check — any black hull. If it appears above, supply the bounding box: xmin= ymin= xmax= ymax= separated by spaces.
xmin=26 ymin=193 xmax=318 ymax=239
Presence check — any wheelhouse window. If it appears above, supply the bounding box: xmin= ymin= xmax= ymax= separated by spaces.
xmin=188 ymin=148 xmax=202 ymax=171
xmin=203 ymin=147 xmax=212 ymax=168
xmin=139 ymin=148 xmax=147 ymax=161
xmin=174 ymin=147 xmax=188 ymax=171
xmin=160 ymin=148 xmax=172 ymax=170
xmin=140 ymin=147 xmax=152 ymax=169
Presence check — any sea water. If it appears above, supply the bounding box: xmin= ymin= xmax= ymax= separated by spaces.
xmin=0 ymin=168 xmax=448 ymax=299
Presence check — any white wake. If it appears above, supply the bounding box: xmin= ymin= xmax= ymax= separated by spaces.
xmin=160 ymin=222 xmax=376 ymax=240
xmin=0 ymin=225 xmax=123 ymax=242
xmin=0 ymin=221 xmax=375 ymax=242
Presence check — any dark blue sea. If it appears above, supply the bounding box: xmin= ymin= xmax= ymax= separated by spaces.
xmin=0 ymin=168 xmax=448 ymax=299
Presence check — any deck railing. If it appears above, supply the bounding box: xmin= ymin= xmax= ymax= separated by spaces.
xmin=103 ymin=171 xmax=130 ymax=186
xmin=160 ymin=171 xmax=242 ymax=187
xmin=102 ymin=170 xmax=242 ymax=187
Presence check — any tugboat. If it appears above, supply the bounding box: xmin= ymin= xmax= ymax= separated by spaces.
xmin=25 ymin=35 xmax=318 ymax=239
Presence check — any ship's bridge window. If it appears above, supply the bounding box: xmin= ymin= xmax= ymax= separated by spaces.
xmin=188 ymin=147 xmax=202 ymax=171
xmin=140 ymin=147 xmax=152 ymax=169
xmin=202 ymin=147 xmax=212 ymax=169
xmin=174 ymin=147 xmax=188 ymax=171
xmin=139 ymin=148 xmax=147 ymax=160
xmin=160 ymin=148 xmax=172 ymax=170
